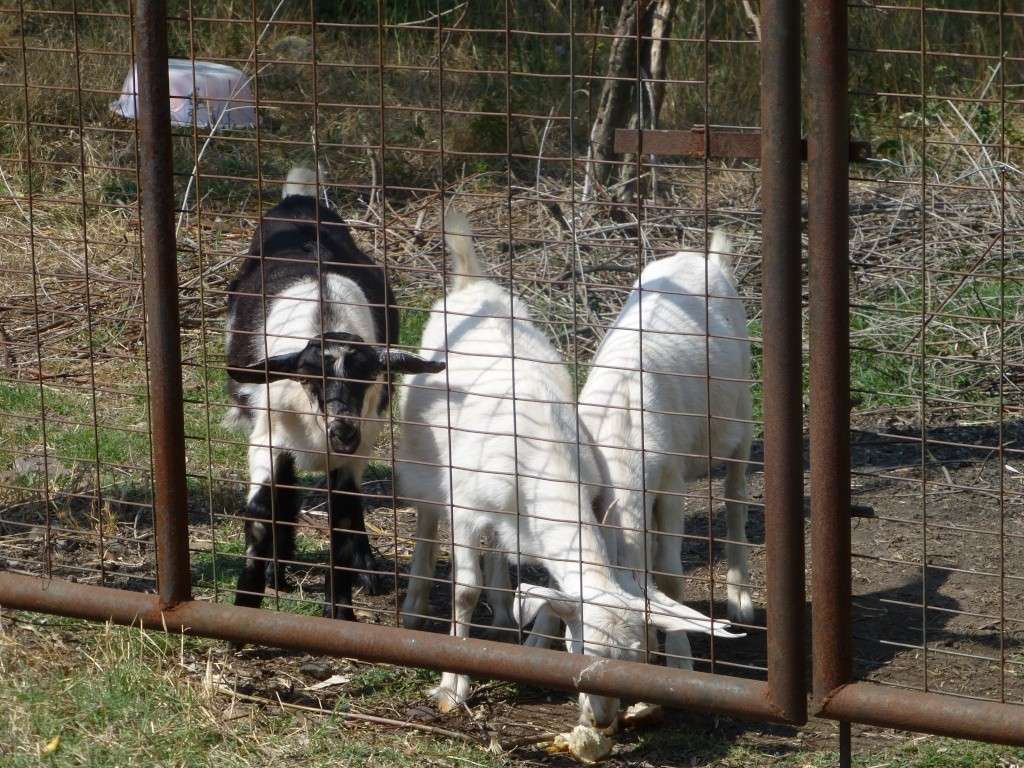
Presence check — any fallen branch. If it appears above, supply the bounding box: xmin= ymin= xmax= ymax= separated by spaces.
xmin=556 ymin=262 xmax=638 ymax=283
xmin=214 ymin=685 xmax=476 ymax=743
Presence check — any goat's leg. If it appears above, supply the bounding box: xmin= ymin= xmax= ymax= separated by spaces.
xmin=483 ymin=550 xmax=515 ymax=637
xmin=323 ymin=468 xmax=374 ymax=620
xmin=265 ymin=462 xmax=297 ymax=592
xmin=651 ymin=492 xmax=694 ymax=671
xmin=523 ymin=605 xmax=563 ymax=649
xmin=724 ymin=447 xmax=753 ymax=624
xmin=432 ymin=539 xmax=482 ymax=713
xmin=235 ymin=450 xmax=300 ymax=612
xmin=401 ymin=503 xmax=442 ymax=630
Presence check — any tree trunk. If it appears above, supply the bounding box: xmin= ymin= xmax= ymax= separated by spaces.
xmin=615 ymin=0 xmax=676 ymax=203
xmin=584 ymin=0 xmax=678 ymax=203
xmin=583 ymin=0 xmax=641 ymax=201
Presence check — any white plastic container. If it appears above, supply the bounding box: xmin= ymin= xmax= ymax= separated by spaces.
xmin=111 ymin=59 xmax=257 ymax=129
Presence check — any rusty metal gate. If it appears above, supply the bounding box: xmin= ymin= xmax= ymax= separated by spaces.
xmin=809 ymin=0 xmax=1024 ymax=750
xmin=1 ymin=0 xmax=1022 ymax=754
xmin=0 ymin=0 xmax=806 ymax=728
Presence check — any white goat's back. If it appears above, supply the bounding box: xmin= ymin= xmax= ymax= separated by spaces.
xmin=580 ymin=241 xmax=752 ymax=490
xmin=397 ymin=281 xmax=606 ymax=560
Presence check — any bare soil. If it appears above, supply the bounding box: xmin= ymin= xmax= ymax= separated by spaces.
xmin=4 ymin=416 xmax=1023 ymax=763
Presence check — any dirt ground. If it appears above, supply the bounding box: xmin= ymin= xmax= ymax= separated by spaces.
xmin=3 ymin=413 xmax=1023 ymax=762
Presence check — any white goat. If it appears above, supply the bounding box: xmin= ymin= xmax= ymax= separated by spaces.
xmin=576 ymin=231 xmax=754 ymax=672
xmin=396 ymin=214 xmax=740 ymax=728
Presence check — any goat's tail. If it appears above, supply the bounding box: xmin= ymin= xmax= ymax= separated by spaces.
xmin=443 ymin=210 xmax=485 ymax=291
xmin=281 ymin=166 xmax=320 ymax=199
xmin=708 ymin=228 xmax=736 ymax=276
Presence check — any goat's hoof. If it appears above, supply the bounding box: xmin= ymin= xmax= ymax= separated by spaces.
xmin=435 ymin=691 xmax=460 ymax=714
xmin=621 ymin=702 xmax=663 ymax=729
xmin=727 ymin=589 xmax=754 ymax=625
xmin=322 ymin=603 xmax=357 ymax=621
xmin=431 ymin=673 xmax=469 ymax=713
xmin=265 ymin=563 xmax=293 ymax=592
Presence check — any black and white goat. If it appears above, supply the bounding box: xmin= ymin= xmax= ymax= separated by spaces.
xmin=225 ymin=167 xmax=443 ymax=619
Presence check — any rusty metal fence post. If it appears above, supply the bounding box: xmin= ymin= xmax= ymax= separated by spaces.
xmin=134 ymin=0 xmax=192 ymax=609
xmin=807 ymin=0 xmax=851 ymax=711
xmin=760 ymin=0 xmax=806 ymax=726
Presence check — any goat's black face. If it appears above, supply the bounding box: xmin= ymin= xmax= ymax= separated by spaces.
xmin=231 ymin=331 xmax=446 ymax=456
xmin=303 ymin=336 xmax=379 ymax=454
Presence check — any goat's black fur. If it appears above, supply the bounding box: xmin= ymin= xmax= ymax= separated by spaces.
xmin=234 ymin=452 xmax=300 ymax=611
xmin=226 ymin=190 xmax=396 ymax=623
xmin=323 ymin=467 xmax=375 ymax=620
xmin=226 ymin=194 xmax=399 ymax=413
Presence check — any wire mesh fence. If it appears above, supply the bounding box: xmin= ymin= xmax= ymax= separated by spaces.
xmin=0 ymin=1 xmax=158 ymax=593
xmin=2 ymin=0 xmax=1022 ymax=751
xmin=2 ymin=0 xmax=801 ymax=728
xmin=162 ymin=0 xmax=776 ymax=695
xmin=843 ymin=0 xmax=1024 ymax=706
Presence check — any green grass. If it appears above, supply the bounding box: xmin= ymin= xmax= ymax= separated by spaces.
xmin=0 ymin=615 xmax=503 ymax=768
xmin=191 ymin=535 xmax=247 ymax=595
xmin=345 ymin=665 xmax=440 ymax=705
xmin=191 ymin=531 xmax=331 ymax=617
xmin=182 ymin=361 xmax=250 ymax=473
xmin=0 ymin=381 xmax=151 ymax=480
xmin=850 ymin=275 xmax=1024 ymax=413
xmin=4 ymin=615 xmax=1024 ymax=767
xmin=398 ymin=307 xmax=431 ymax=351
xmin=0 ymin=365 xmax=247 ymax=487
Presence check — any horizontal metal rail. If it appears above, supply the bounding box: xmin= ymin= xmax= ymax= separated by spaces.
xmin=614 ymin=128 xmax=871 ymax=161
xmin=819 ymin=683 xmax=1024 ymax=746
xmin=0 ymin=570 xmax=792 ymax=723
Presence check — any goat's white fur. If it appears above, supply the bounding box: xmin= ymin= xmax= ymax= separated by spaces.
xmin=576 ymin=231 xmax=754 ymax=673
xmin=281 ymin=165 xmax=320 ymax=200
xmin=397 ymin=213 xmax=739 ymax=725
xmin=227 ymin=274 xmax=384 ymax=499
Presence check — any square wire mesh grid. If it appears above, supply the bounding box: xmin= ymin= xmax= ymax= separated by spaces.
xmin=163 ymin=0 xmax=771 ymax=680
xmin=0 ymin=1 xmax=157 ymax=593
xmin=846 ymin=0 xmax=1024 ymax=706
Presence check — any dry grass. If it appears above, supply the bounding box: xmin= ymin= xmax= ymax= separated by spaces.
xmin=0 ymin=612 xmax=509 ymax=767
xmin=1 ymin=0 xmax=1021 ymax=573
xmin=3 ymin=611 xmax=1024 ymax=767
xmin=2 ymin=0 xmax=1022 ymax=628
xmin=2 ymin=4 xmax=1024 ymax=763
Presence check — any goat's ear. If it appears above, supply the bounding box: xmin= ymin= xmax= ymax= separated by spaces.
xmin=377 ymin=348 xmax=446 ymax=375
xmin=514 ymin=583 xmax=581 ymax=626
xmin=228 ymin=345 xmax=321 ymax=384
xmin=228 ymin=351 xmax=305 ymax=384
xmin=631 ymin=591 xmax=745 ymax=639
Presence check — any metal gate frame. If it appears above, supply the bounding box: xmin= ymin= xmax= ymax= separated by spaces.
xmin=0 ymin=0 xmax=808 ymax=726
xmin=807 ymin=0 xmax=1024 ymax=748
